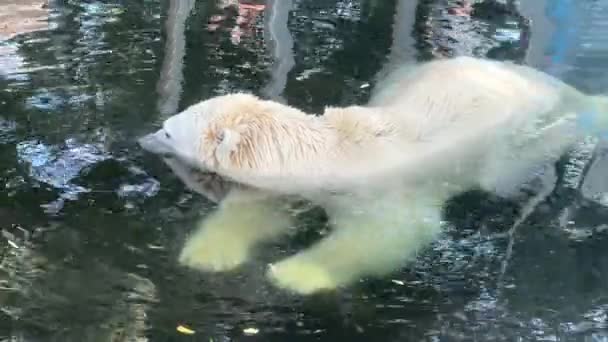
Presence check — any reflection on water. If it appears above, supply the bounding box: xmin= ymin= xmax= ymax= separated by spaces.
xmin=261 ymin=0 xmax=295 ymax=102
xmin=0 ymin=1 xmax=49 ymax=42
xmin=1 ymin=0 xmax=608 ymax=341
xmin=16 ymin=137 xmax=108 ymax=211
xmin=156 ymin=0 xmax=195 ymax=117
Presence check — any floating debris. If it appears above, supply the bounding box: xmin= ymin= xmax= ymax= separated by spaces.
xmin=177 ymin=325 xmax=195 ymax=335
xmin=243 ymin=327 xmax=259 ymax=336
xmin=295 ymin=68 xmax=322 ymax=81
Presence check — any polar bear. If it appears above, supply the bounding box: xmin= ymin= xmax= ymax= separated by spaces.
xmin=139 ymin=56 xmax=608 ymax=295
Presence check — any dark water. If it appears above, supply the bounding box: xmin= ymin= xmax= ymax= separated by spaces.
xmin=1 ymin=0 xmax=608 ymax=341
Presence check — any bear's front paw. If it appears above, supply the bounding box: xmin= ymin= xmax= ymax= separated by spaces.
xmin=178 ymin=233 xmax=249 ymax=272
xmin=266 ymin=258 xmax=337 ymax=295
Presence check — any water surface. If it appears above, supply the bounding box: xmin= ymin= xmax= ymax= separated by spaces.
xmin=1 ymin=1 xmax=608 ymax=341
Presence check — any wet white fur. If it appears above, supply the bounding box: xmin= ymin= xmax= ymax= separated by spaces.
xmin=139 ymin=56 xmax=608 ymax=294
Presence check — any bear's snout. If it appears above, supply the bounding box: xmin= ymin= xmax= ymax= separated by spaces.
xmin=138 ymin=130 xmax=172 ymax=156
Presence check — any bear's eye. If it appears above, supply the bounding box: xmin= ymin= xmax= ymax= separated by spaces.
xmin=165 ymin=131 xmax=171 ymax=139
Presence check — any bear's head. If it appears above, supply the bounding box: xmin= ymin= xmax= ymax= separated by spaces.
xmin=138 ymin=99 xmax=207 ymax=170
xmin=138 ymin=93 xmax=319 ymax=179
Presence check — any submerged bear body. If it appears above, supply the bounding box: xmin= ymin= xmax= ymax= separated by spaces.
xmin=139 ymin=56 xmax=608 ymax=294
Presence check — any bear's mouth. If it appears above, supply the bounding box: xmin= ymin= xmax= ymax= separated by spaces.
xmin=180 ymin=161 xmax=228 ymax=184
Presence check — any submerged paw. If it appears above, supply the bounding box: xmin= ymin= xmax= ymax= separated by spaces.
xmin=266 ymin=258 xmax=337 ymax=295
xmin=178 ymin=236 xmax=249 ymax=272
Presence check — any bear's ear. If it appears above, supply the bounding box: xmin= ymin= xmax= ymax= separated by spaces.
xmin=213 ymin=125 xmax=257 ymax=170
xmin=215 ymin=128 xmax=241 ymax=159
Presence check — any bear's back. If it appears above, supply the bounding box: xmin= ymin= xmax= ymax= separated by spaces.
xmin=363 ymin=57 xmax=591 ymax=197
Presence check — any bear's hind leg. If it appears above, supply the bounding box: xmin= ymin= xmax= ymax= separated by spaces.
xmin=179 ymin=189 xmax=294 ymax=272
xmin=266 ymin=193 xmax=444 ymax=294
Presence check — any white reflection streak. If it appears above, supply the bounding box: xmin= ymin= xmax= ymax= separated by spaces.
xmin=156 ymin=0 xmax=196 ymax=117
xmin=386 ymin=0 xmax=418 ymax=66
xmin=374 ymin=0 xmax=418 ymax=82
xmin=497 ymin=166 xmax=557 ymax=291
xmin=261 ymin=0 xmax=295 ymax=103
